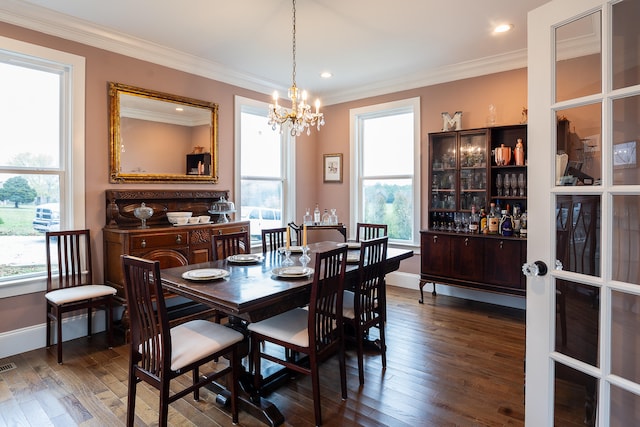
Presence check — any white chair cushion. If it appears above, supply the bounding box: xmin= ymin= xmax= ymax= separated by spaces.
xmin=170 ymin=319 xmax=244 ymax=371
xmin=45 ymin=285 xmax=116 ymax=305
xmin=247 ymin=308 xmax=309 ymax=348
xmin=342 ymin=290 xmax=355 ymax=320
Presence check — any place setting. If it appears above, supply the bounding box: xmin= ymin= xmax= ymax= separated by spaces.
xmin=226 ymin=253 xmax=264 ymax=264
xmin=181 ymin=268 xmax=229 ymax=281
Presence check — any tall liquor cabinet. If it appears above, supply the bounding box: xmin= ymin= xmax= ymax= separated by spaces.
xmin=419 ymin=124 xmax=528 ymax=303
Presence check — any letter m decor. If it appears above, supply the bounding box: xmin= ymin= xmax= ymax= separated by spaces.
xmin=441 ymin=111 xmax=462 ymax=131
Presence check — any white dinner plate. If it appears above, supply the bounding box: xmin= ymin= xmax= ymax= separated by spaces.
xmin=182 ymin=268 xmax=229 ymax=281
xmin=346 ymin=254 xmax=360 ymax=264
xmin=227 ymin=254 xmax=264 ymax=263
xmin=271 ymin=266 xmax=314 ymax=278
xmin=338 ymin=242 xmax=361 ymax=250
xmin=278 ymin=246 xmax=304 ymax=253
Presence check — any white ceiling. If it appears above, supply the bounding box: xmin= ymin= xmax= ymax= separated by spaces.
xmin=1 ymin=0 xmax=550 ymax=105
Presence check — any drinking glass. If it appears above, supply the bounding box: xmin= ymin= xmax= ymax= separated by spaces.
xmin=518 ymin=173 xmax=526 ymax=197
xmin=496 ymin=174 xmax=503 ymax=196
xmin=454 ymin=212 xmax=462 ymax=232
xmin=503 ymin=174 xmax=511 ymax=196
xmin=512 ymin=174 xmax=519 ymax=196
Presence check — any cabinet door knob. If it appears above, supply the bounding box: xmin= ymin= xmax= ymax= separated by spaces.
xmin=141 ymin=239 xmax=146 ymax=248
xmin=176 ymin=235 xmax=182 ymax=244
xmin=433 ymin=235 xmax=438 ymax=243
xmin=464 ymin=238 xmax=469 ymax=246
xmin=499 ymin=240 xmax=504 ymax=249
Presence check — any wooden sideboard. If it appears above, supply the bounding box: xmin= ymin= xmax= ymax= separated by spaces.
xmin=419 ymin=230 xmax=526 ymax=303
xmin=104 ymin=221 xmax=249 ymax=299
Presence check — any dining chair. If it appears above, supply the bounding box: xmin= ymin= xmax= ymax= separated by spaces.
xmin=343 ymin=236 xmax=388 ymax=385
xmin=248 ymin=245 xmax=348 ymax=426
xmin=45 ymin=229 xmax=116 ymax=364
xmin=212 ymin=230 xmax=250 ymax=260
xmin=261 ymin=227 xmax=288 ymax=253
xmin=355 ymin=222 xmax=388 ymax=242
xmin=121 ymin=255 xmax=244 ymax=426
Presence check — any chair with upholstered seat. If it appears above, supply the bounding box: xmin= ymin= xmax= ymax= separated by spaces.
xmin=45 ymin=229 xmax=116 ymax=364
xmin=261 ymin=227 xmax=288 ymax=253
xmin=355 ymin=222 xmax=388 ymax=242
xmin=248 ymin=245 xmax=348 ymax=426
xmin=121 ymin=255 xmax=244 ymax=426
xmin=343 ymin=236 xmax=388 ymax=385
xmin=212 ymin=230 xmax=250 ymax=260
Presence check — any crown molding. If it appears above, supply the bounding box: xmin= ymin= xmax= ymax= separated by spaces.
xmin=1 ymin=1 xmax=528 ymax=106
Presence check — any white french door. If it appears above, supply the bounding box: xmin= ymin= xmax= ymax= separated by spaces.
xmin=527 ymin=0 xmax=640 ymax=425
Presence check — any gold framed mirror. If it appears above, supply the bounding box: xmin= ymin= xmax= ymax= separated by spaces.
xmin=109 ymin=82 xmax=219 ymax=183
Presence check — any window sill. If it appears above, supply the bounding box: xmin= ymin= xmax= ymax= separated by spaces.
xmin=0 ymin=275 xmax=46 ymax=298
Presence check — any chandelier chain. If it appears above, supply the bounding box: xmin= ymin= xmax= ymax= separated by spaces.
xmin=291 ymin=0 xmax=296 ymax=87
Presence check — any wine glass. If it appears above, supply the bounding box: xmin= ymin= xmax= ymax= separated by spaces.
xmin=503 ymin=174 xmax=511 ymax=197
xmin=496 ymin=174 xmax=503 ymax=196
xmin=512 ymin=174 xmax=519 ymax=196
xmin=518 ymin=173 xmax=526 ymax=197
xmin=454 ymin=212 xmax=462 ymax=232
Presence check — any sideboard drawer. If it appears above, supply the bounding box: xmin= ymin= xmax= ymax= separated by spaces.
xmin=130 ymin=231 xmax=189 ymax=250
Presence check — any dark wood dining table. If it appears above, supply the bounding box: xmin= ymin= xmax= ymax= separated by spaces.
xmin=159 ymin=240 xmax=413 ymax=426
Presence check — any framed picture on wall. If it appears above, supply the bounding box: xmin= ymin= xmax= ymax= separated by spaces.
xmin=323 ymin=153 xmax=343 ymax=183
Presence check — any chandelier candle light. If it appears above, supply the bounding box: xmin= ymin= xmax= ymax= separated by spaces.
xmin=268 ymin=0 xmax=325 ymax=136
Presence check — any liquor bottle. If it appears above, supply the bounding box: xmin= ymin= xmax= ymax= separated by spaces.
xmin=479 ymin=207 xmax=488 ymax=234
xmin=500 ymin=210 xmax=513 ymax=236
xmin=321 ymin=209 xmax=330 ymax=225
xmin=313 ymin=204 xmax=321 ymax=225
xmin=519 ymin=211 xmax=528 ymax=238
xmin=488 ymin=203 xmax=499 ymax=234
xmin=512 ymin=205 xmax=521 ymax=235
xmin=303 ymin=208 xmax=312 ymax=226
xmin=469 ymin=206 xmax=479 ymax=233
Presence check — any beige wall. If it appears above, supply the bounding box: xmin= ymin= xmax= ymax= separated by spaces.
xmin=0 ymin=21 xmax=527 ymax=333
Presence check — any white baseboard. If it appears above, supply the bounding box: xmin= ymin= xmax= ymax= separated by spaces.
xmin=0 ymin=310 xmax=110 ymax=359
xmin=386 ymin=272 xmax=525 ymax=310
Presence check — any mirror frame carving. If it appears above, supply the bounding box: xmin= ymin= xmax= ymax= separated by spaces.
xmin=109 ymin=82 xmax=219 ymax=183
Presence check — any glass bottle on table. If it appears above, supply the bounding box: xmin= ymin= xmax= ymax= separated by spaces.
xmin=303 ymin=208 xmax=312 ymax=226
xmin=321 ymin=209 xmax=330 ymax=225
xmin=313 ymin=204 xmax=321 ymax=225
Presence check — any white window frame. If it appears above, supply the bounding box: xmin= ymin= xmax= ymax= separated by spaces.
xmin=234 ymin=96 xmax=295 ymax=246
xmin=0 ymin=36 xmax=85 ymax=297
xmin=349 ymin=97 xmax=421 ymax=246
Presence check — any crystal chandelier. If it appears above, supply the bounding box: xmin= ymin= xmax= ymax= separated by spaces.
xmin=268 ymin=0 xmax=325 ymax=136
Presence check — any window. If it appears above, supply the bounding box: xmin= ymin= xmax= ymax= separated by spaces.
xmin=0 ymin=37 xmax=85 ymax=295
xmin=350 ymin=98 xmax=420 ymax=245
xmin=235 ymin=96 xmax=294 ymax=245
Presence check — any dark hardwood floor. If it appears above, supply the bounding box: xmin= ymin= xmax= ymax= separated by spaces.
xmin=0 ymin=286 xmax=526 ymax=426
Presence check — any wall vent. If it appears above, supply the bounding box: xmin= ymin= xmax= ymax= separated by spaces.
xmin=0 ymin=362 xmax=17 ymax=373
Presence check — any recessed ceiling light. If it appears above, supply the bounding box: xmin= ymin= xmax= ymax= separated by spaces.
xmin=320 ymin=71 xmax=333 ymax=79
xmin=175 ymin=107 xmax=184 ymax=112
xmin=494 ymin=24 xmax=514 ymax=33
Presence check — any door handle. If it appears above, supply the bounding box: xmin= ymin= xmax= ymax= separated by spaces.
xmin=522 ymin=261 xmax=548 ymax=277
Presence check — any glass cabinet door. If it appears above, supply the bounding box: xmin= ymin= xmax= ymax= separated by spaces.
xmin=459 ymin=131 xmax=488 ymax=211
xmin=430 ymin=133 xmax=457 ymax=223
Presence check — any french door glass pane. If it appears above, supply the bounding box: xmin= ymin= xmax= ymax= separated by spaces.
xmin=362 ymin=178 xmax=412 ymax=241
xmin=612 ymin=0 xmax=640 ymax=90
xmin=612 ymin=96 xmax=640 ymax=185
xmin=555 ymin=11 xmax=602 ymax=103
xmin=554 ymin=361 xmax=598 ymax=427
xmin=556 ymin=195 xmax=601 ymax=277
xmin=611 ymin=290 xmax=640 ymax=383
xmin=612 ymin=195 xmax=640 ymax=284
xmin=555 ymin=104 xmax=602 ymax=186
xmin=555 ymin=279 xmax=600 ymax=366
xmin=610 ymin=383 xmax=640 ymax=426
